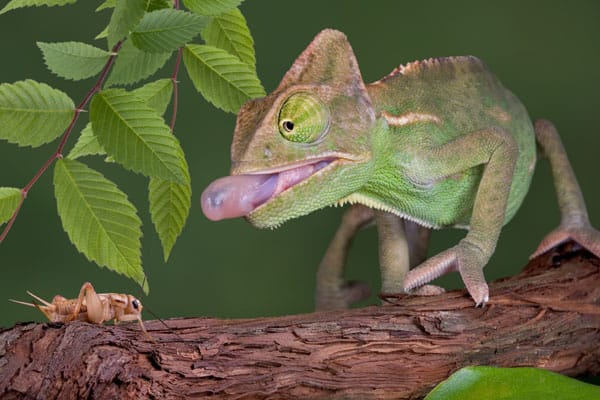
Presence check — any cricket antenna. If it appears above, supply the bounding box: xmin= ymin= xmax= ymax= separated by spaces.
xmin=138 ymin=276 xmax=186 ymax=343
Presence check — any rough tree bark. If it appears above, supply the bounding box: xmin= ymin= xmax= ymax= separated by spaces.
xmin=1 ymin=242 xmax=599 ymax=399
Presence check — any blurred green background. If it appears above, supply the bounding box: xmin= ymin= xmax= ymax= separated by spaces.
xmin=0 ymin=0 xmax=599 ymax=328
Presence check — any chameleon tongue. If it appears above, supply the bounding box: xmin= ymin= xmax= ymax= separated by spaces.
xmin=201 ymin=161 xmax=330 ymax=221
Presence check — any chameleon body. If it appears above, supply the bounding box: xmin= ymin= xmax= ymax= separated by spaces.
xmin=201 ymin=29 xmax=600 ymax=308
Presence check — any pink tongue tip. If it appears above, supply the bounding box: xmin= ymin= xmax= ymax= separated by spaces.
xmin=201 ymin=159 xmax=332 ymax=222
xmin=201 ymin=174 xmax=277 ymax=221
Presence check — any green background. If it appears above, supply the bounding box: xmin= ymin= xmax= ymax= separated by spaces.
xmin=0 ymin=1 xmax=599 ymax=328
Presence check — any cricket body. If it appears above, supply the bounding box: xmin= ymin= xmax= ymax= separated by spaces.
xmin=201 ymin=29 xmax=600 ymax=309
xmin=10 ymin=282 xmax=150 ymax=338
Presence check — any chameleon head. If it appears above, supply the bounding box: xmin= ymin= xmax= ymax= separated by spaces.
xmin=201 ymin=29 xmax=376 ymax=228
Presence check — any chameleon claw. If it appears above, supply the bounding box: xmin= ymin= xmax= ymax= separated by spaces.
xmin=531 ymin=223 xmax=600 ymax=260
xmin=404 ymin=241 xmax=490 ymax=306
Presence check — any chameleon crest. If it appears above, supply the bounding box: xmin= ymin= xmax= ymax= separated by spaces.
xmin=202 ymin=29 xmax=600 ymax=308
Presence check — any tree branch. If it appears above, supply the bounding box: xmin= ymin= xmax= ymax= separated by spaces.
xmin=1 ymin=242 xmax=599 ymax=399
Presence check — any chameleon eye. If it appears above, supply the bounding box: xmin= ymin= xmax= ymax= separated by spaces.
xmin=278 ymin=92 xmax=330 ymax=143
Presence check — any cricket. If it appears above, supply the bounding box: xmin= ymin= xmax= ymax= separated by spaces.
xmin=10 ymin=281 xmax=152 ymax=340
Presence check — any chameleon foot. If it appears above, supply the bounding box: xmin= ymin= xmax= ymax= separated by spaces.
xmin=315 ymin=280 xmax=370 ymax=311
xmin=404 ymin=241 xmax=489 ymax=306
xmin=531 ymin=222 xmax=600 ymax=259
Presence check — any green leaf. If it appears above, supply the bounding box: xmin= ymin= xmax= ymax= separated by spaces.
xmin=131 ymin=9 xmax=208 ymax=53
xmin=106 ymin=40 xmax=171 ymax=86
xmin=131 ymin=78 xmax=173 ymax=115
xmin=107 ymin=0 xmax=148 ymax=48
xmin=0 ymin=80 xmax=74 ymax=148
xmin=183 ymin=44 xmax=265 ymax=113
xmin=95 ymin=25 xmax=109 ymax=40
xmin=0 ymin=0 xmax=76 ymax=15
xmin=0 ymin=187 xmax=21 ymax=225
xmin=67 ymin=123 xmax=106 ymax=159
xmin=90 ymin=89 xmax=187 ymax=184
xmin=53 ymin=158 xmax=146 ymax=290
xmin=425 ymin=367 xmax=600 ymax=400
xmin=37 ymin=41 xmax=111 ymax=81
xmin=201 ymin=8 xmax=255 ymax=67
xmin=149 ymin=165 xmax=191 ymax=261
xmin=183 ymin=0 xmax=242 ymax=16
xmin=95 ymin=0 xmax=115 ymax=12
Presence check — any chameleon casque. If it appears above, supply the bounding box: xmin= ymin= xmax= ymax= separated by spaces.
xmin=201 ymin=29 xmax=600 ymax=309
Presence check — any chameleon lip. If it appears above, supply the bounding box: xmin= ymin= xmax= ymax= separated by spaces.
xmin=201 ymin=157 xmax=341 ymax=221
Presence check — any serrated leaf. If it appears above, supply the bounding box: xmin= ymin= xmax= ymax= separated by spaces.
xmin=183 ymin=0 xmax=242 ymax=16
xmin=53 ymin=158 xmax=146 ymax=290
xmin=0 ymin=80 xmax=74 ymax=148
xmin=107 ymin=0 xmax=148 ymax=48
xmin=106 ymin=40 xmax=171 ymax=86
xmin=37 ymin=41 xmax=111 ymax=81
xmin=149 ymin=161 xmax=191 ymax=261
xmin=201 ymin=8 xmax=255 ymax=67
xmin=183 ymin=44 xmax=265 ymax=113
xmin=0 ymin=0 xmax=76 ymax=15
xmin=95 ymin=0 xmax=115 ymax=12
xmin=67 ymin=123 xmax=106 ymax=159
xmin=96 ymin=25 xmax=109 ymax=40
xmin=0 ymin=187 xmax=21 ymax=224
xmin=131 ymin=9 xmax=208 ymax=53
xmin=90 ymin=89 xmax=187 ymax=184
xmin=425 ymin=367 xmax=600 ymax=400
xmin=131 ymin=79 xmax=173 ymax=115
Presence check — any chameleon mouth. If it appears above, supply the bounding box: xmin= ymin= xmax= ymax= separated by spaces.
xmin=201 ymin=158 xmax=335 ymax=221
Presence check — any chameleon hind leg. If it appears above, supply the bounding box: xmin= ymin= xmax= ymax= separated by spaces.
xmin=531 ymin=119 xmax=600 ymax=258
xmin=315 ymin=205 xmax=374 ymax=310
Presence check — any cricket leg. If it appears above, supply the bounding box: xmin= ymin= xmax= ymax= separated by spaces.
xmin=531 ymin=119 xmax=600 ymax=258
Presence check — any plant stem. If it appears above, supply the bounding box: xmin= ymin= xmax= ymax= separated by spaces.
xmin=0 ymin=41 xmax=123 ymax=245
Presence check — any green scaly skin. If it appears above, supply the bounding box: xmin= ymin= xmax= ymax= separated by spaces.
xmin=222 ymin=29 xmax=600 ymax=309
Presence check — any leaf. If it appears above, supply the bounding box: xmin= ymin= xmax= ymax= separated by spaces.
xmin=95 ymin=25 xmax=109 ymax=40
xmin=0 ymin=80 xmax=74 ymax=148
xmin=183 ymin=0 xmax=242 ymax=16
xmin=107 ymin=0 xmax=148 ymax=48
xmin=425 ymin=367 xmax=600 ymax=400
xmin=131 ymin=9 xmax=208 ymax=53
xmin=0 ymin=0 xmax=76 ymax=15
xmin=95 ymin=0 xmax=115 ymax=12
xmin=183 ymin=44 xmax=265 ymax=113
xmin=149 ymin=164 xmax=191 ymax=261
xmin=0 ymin=187 xmax=21 ymax=225
xmin=106 ymin=40 xmax=172 ymax=86
xmin=201 ymin=8 xmax=255 ymax=67
xmin=67 ymin=123 xmax=106 ymax=159
xmin=37 ymin=41 xmax=111 ymax=81
xmin=90 ymin=89 xmax=187 ymax=184
xmin=53 ymin=158 xmax=146 ymax=290
xmin=131 ymin=78 xmax=173 ymax=115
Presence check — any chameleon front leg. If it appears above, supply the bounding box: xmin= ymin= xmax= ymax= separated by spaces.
xmin=315 ymin=204 xmax=373 ymax=310
xmin=531 ymin=119 xmax=600 ymax=258
xmin=403 ymin=127 xmax=518 ymax=305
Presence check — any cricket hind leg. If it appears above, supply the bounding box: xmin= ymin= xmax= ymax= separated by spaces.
xmin=315 ymin=205 xmax=374 ymax=310
xmin=531 ymin=119 xmax=600 ymax=258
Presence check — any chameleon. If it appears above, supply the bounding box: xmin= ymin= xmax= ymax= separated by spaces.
xmin=201 ymin=29 xmax=600 ymax=309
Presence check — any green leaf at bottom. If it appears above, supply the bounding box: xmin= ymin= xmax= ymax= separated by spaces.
xmin=54 ymin=158 xmax=146 ymax=290
xmin=425 ymin=366 xmax=600 ymax=400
